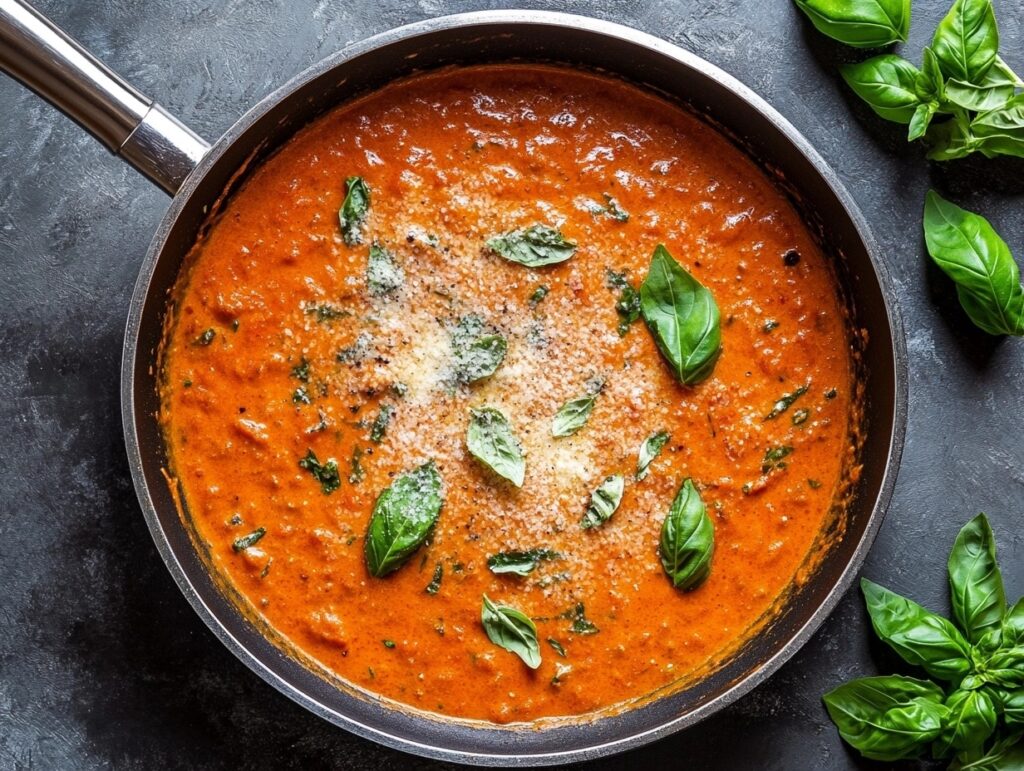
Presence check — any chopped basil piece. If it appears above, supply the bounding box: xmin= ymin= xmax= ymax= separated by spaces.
xmin=370 ymin=404 xmax=394 ymax=444
xmin=529 ymin=285 xmax=550 ymax=307
xmin=195 ymin=328 xmax=216 ymax=346
xmin=762 ymin=445 xmax=794 ymax=473
xmin=636 ymin=430 xmax=670 ymax=481
xmin=764 ymin=384 xmax=808 ymax=420
xmin=306 ymin=303 xmax=350 ymax=322
xmin=337 ymin=331 xmax=372 ymax=364
xmin=291 ymin=357 xmax=310 ymax=382
xmin=298 ymin=449 xmax=341 ymax=494
xmin=292 ymin=386 xmax=312 ymax=405
xmin=547 ymin=638 xmax=567 ymax=658
xmin=581 ymin=475 xmax=625 ymax=529
xmin=568 ymin=603 xmax=599 ymax=635
xmin=763 ymin=319 xmax=780 ymax=333
xmin=792 ymin=408 xmax=810 ymax=425
xmin=606 ymin=269 xmax=641 ymax=336
xmin=339 ymin=176 xmax=371 ymax=246
xmin=487 ymin=225 xmax=577 ymax=268
xmin=425 ymin=562 xmax=443 ymax=595
xmin=589 ymin=193 xmax=630 ymax=222
xmin=382 ymin=639 xmax=396 ymax=649
xmin=367 ymin=241 xmax=404 ymax=297
xmin=349 ymin=446 xmax=365 ymax=484
xmin=487 ymin=548 xmax=560 ymax=577
xmin=232 ymin=528 xmax=266 ymax=552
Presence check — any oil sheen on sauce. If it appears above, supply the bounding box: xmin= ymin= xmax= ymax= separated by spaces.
xmin=160 ymin=65 xmax=855 ymax=724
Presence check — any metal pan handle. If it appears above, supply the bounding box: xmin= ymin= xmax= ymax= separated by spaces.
xmin=0 ymin=0 xmax=210 ymax=195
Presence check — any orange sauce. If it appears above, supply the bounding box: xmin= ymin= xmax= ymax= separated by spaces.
xmin=160 ymin=65 xmax=855 ymax=723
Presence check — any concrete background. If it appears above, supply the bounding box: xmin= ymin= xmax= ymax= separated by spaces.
xmin=1 ymin=0 xmax=1022 ymax=768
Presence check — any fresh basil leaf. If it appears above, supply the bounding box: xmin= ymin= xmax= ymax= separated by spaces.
xmin=945 ymin=67 xmax=1019 ymax=112
xmin=481 ymin=594 xmax=541 ymax=668
xmin=552 ymin=379 xmax=603 ymax=437
xmin=487 ymin=225 xmax=577 ymax=268
xmin=640 ymin=244 xmax=721 ymax=385
xmin=298 ymin=449 xmax=341 ymax=494
xmin=1003 ymin=598 xmax=1024 ymax=646
xmin=931 ymin=0 xmax=999 ymax=83
xmin=909 ymin=102 xmax=939 ymax=141
xmin=841 ymin=55 xmax=922 ymax=123
xmin=917 ymin=47 xmax=946 ymax=102
xmin=792 ymin=0 xmax=910 ymax=47
xmin=926 ymin=116 xmax=980 ymax=160
xmin=450 ymin=315 xmax=508 ymax=383
xmin=949 ymin=732 xmax=1024 ymax=770
xmin=367 ymin=241 xmax=403 ymax=296
xmin=582 ymin=475 xmax=625 ymax=529
xmin=659 ymin=478 xmax=714 ymax=591
xmin=934 ymin=689 xmax=998 ymax=757
xmin=364 ymin=461 xmax=443 ymax=577
xmin=861 ymin=579 xmax=973 ymax=681
xmin=823 ymin=675 xmax=947 ymax=761
xmin=339 ymin=176 xmax=371 ymax=246
xmin=764 ymin=384 xmax=809 ymax=420
xmin=979 ymin=646 xmax=1024 ymax=688
xmin=487 ymin=548 xmax=560 ymax=576
xmin=923 ymin=191 xmax=1024 ymax=337
xmin=467 ymin=407 xmax=525 ymax=487
xmin=425 ymin=562 xmax=443 ymax=595
xmin=636 ymin=430 xmax=670 ymax=480
xmin=1002 ymin=689 xmax=1024 ymax=727
xmin=971 ymin=96 xmax=1024 ymax=159
xmin=232 ymin=528 xmax=266 ymax=552
xmin=947 ymin=513 xmax=1007 ymax=643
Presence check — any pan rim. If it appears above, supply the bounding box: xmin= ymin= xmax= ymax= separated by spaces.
xmin=120 ymin=9 xmax=909 ymax=765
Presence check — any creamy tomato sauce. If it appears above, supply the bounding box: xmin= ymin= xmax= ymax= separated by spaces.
xmin=160 ymin=65 xmax=856 ymax=723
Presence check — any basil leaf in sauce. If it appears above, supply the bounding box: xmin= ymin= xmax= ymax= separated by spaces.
xmin=450 ymin=315 xmax=508 ymax=383
xmin=822 ymin=676 xmax=946 ymax=761
xmin=924 ymin=191 xmax=1024 ymax=336
xmin=548 ymin=638 xmax=567 ymax=657
xmin=934 ymin=689 xmax=998 ymax=757
xmin=551 ymin=379 xmax=604 ymax=437
xmin=194 ymin=328 xmax=216 ymax=346
xmin=640 ymin=245 xmax=722 ymax=385
xmin=948 ymin=514 xmax=1006 ymax=643
xmin=367 ymin=241 xmax=404 ymax=296
xmin=487 ymin=225 xmax=577 ymax=268
xmin=581 ymin=475 xmax=625 ymax=529
xmin=370 ymin=403 xmax=394 ymax=444
xmin=298 ymin=449 xmax=341 ymax=494
xmin=232 ymin=528 xmax=266 ymax=552
xmin=607 ymin=269 xmax=641 ymax=336
xmin=792 ymin=0 xmax=910 ymax=48
xmin=339 ymin=176 xmax=371 ymax=246
xmin=764 ymin=384 xmax=809 ymax=420
xmin=567 ymin=603 xmax=599 ymax=635
xmin=861 ymin=578 xmax=973 ymax=682
xmin=588 ymin=193 xmax=629 ymax=222
xmin=931 ymin=0 xmax=998 ymax=83
xmin=528 ymin=285 xmax=549 ymax=307
xmin=487 ymin=548 xmax=560 ymax=576
xmin=480 ymin=594 xmax=541 ymax=669
xmin=466 ymin=407 xmax=525 ymax=487
xmin=659 ymin=479 xmax=714 ymax=591
xmin=841 ymin=55 xmax=923 ymax=124
xmin=348 ymin=446 xmax=365 ymax=484
xmin=636 ymin=430 xmax=670 ymax=481
xmin=762 ymin=445 xmax=794 ymax=473
xmin=364 ymin=461 xmax=443 ymax=577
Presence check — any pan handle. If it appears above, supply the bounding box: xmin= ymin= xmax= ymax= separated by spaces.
xmin=0 ymin=0 xmax=211 ymax=195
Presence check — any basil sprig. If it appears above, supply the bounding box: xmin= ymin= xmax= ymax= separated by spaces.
xmin=640 ymin=245 xmax=722 ymax=385
xmin=581 ymin=474 xmax=624 ymax=529
xmin=364 ymin=461 xmax=443 ymax=577
xmin=923 ymin=191 xmax=1024 ymax=336
xmin=480 ymin=594 xmax=541 ymax=668
xmin=824 ymin=514 xmax=1024 ymax=764
xmin=339 ymin=176 xmax=370 ymax=245
xmin=487 ymin=225 xmax=577 ymax=268
xmin=792 ymin=0 xmax=910 ymax=48
xmin=658 ymin=479 xmax=714 ymax=591
xmin=466 ymin=407 xmax=525 ymax=487
xmin=635 ymin=430 xmax=669 ymax=480
xmin=487 ymin=548 xmax=560 ymax=577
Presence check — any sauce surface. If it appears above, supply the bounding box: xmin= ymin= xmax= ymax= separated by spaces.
xmin=160 ymin=65 xmax=855 ymax=723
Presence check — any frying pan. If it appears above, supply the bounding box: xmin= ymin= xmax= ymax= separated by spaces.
xmin=0 ymin=1 xmax=908 ymax=764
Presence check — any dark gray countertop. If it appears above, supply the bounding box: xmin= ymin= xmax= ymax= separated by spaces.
xmin=1 ymin=1 xmax=1022 ymax=768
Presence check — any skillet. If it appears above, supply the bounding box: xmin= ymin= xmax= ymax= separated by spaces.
xmin=0 ymin=1 xmax=908 ymax=763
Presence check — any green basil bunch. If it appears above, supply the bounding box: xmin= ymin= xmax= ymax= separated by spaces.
xmin=824 ymin=514 xmax=1024 ymax=765
xmin=796 ymin=0 xmax=1024 ymax=159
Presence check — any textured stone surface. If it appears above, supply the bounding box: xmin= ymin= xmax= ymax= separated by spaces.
xmin=1 ymin=1 xmax=1023 ymax=768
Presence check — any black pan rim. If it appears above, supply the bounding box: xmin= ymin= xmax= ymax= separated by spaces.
xmin=120 ymin=10 xmax=909 ymax=765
